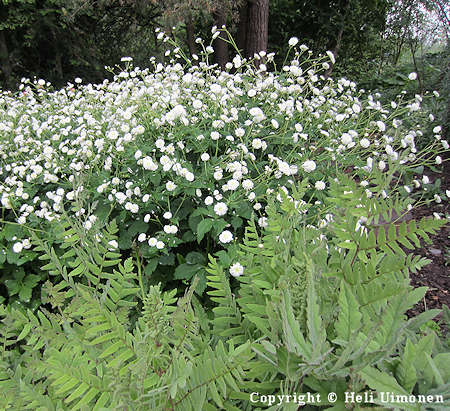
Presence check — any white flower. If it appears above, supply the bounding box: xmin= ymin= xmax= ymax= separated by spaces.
xmin=226 ymin=179 xmax=239 ymax=191
xmin=422 ymin=175 xmax=430 ymax=184
xmin=192 ymin=99 xmax=202 ymax=109
xmin=326 ymin=50 xmax=335 ymax=64
xmin=155 ymin=138 xmax=165 ymax=149
xmin=302 ymin=160 xmax=316 ymax=173
xmin=378 ymin=160 xmax=386 ymax=171
xmin=214 ymin=202 xmax=228 ymax=216
xmin=148 ymin=237 xmax=157 ymax=247
xmin=229 ymin=262 xmax=244 ymax=277
xmin=315 ymin=181 xmax=326 ymax=190
xmin=408 ymin=72 xmax=417 ymax=80
xmin=108 ymin=240 xmax=118 ymax=250
xmin=163 ymin=211 xmax=172 ymax=219
xmin=434 ymin=194 xmax=442 ymax=203
xmin=258 ymin=217 xmax=268 ymax=228
xmin=166 ymin=104 xmax=186 ymax=121
xmin=341 ymin=133 xmax=352 ymax=145
xmin=288 ymin=37 xmax=299 ymax=47
xmin=166 ymin=181 xmax=177 ymax=191
xmin=213 ymin=169 xmax=223 ymax=180
xmin=138 ymin=233 xmax=146 ymax=242
xmin=219 ymin=230 xmax=233 ymax=244
xmin=360 ymin=138 xmax=370 ymax=148
xmin=156 ymin=240 xmax=165 ymax=249
xmin=271 ymin=119 xmax=279 ymax=129
xmin=249 ymin=107 xmax=265 ymax=122
xmin=376 ymin=121 xmax=386 ymax=132
xmin=352 ymin=103 xmax=361 ymax=113
xmin=142 ymin=156 xmax=158 ymax=171
xmin=144 ymin=214 xmax=151 ymax=223
xmin=13 ymin=242 xmax=23 ymax=253
xmin=433 ymin=126 xmax=442 ymax=134
xmin=235 ymin=127 xmax=245 ymax=137
xmin=242 ymin=179 xmax=254 ymax=191
xmin=252 ymin=138 xmax=263 ymax=149
xmin=435 ymin=156 xmax=442 ymax=165
xmin=201 ymin=153 xmax=210 ymax=162
xmin=205 ymin=196 xmax=214 ymax=206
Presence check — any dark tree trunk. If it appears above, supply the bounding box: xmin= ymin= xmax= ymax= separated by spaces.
xmin=236 ymin=1 xmax=249 ymax=54
xmin=0 ymin=30 xmax=13 ymax=90
xmin=213 ymin=5 xmax=229 ymax=69
xmin=185 ymin=14 xmax=197 ymax=57
xmin=393 ymin=34 xmax=406 ymax=65
xmin=245 ymin=0 xmax=269 ymax=64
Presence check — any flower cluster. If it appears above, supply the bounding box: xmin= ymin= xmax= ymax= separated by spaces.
xmin=0 ymin=36 xmax=447 ymax=284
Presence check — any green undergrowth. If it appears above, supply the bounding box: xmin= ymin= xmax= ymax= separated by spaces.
xmin=0 ymin=175 xmax=448 ymax=410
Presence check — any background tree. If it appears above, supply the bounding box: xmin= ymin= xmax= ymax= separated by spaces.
xmin=0 ymin=0 xmax=448 ymax=92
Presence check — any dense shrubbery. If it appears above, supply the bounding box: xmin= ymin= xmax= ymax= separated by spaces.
xmin=0 ymin=36 xmax=447 ymax=309
xmin=0 ymin=177 xmax=448 ymax=409
xmin=0 ymin=37 xmax=449 ymax=409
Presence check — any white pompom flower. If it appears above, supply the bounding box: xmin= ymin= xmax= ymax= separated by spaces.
xmin=219 ymin=230 xmax=233 ymax=244
xmin=229 ymin=262 xmax=244 ymax=277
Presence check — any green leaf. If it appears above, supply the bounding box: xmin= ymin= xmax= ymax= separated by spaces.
xmin=397 ymin=340 xmax=417 ymax=392
xmin=336 ymin=281 xmax=361 ymax=341
xmin=144 ymin=258 xmax=158 ymax=275
xmin=361 ymin=366 xmax=418 ymax=410
xmin=65 ymin=382 xmax=90 ymax=403
xmin=16 ymin=323 xmax=32 ymax=341
xmin=174 ymin=263 xmax=202 ymax=280
xmin=197 ymin=219 xmax=213 ymax=243
xmin=307 ymin=277 xmax=325 ymax=355
xmin=127 ymin=220 xmax=148 ymax=237
xmin=18 ymin=286 xmax=32 ymax=302
xmin=99 ymin=341 xmax=123 ymax=359
xmin=186 ymin=251 xmax=206 ymax=265
xmin=231 ymin=216 xmax=243 ymax=230
xmin=73 ymin=387 xmax=100 ymax=410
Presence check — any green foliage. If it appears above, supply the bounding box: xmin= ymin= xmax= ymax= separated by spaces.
xmin=2 ymin=174 xmax=447 ymax=410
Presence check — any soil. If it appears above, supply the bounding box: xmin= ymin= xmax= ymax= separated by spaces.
xmin=406 ymin=159 xmax=449 ymax=332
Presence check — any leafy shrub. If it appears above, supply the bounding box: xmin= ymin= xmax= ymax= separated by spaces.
xmin=0 ymin=34 xmax=447 ymax=308
xmin=0 ymin=174 xmax=448 ymax=410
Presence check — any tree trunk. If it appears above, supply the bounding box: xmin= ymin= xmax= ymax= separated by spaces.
xmin=236 ymin=1 xmax=249 ymax=54
xmin=245 ymin=0 xmax=269 ymax=64
xmin=409 ymin=40 xmax=423 ymax=94
xmin=393 ymin=34 xmax=405 ymax=65
xmin=213 ymin=5 xmax=229 ymax=69
xmin=185 ymin=13 xmax=197 ymax=57
xmin=0 ymin=30 xmax=13 ymax=90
